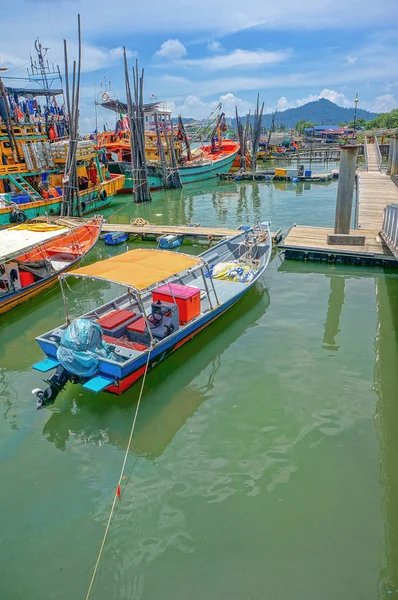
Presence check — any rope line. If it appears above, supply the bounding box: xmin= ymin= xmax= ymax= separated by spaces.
xmin=85 ymin=347 xmax=152 ymax=600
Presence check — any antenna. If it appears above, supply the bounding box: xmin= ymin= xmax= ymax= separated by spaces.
xmin=27 ymin=38 xmax=60 ymax=104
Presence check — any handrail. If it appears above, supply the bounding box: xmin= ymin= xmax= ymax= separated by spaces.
xmin=364 ymin=137 xmax=369 ymax=171
xmin=380 ymin=203 xmax=398 ymax=259
xmin=374 ymin=136 xmax=382 ymax=170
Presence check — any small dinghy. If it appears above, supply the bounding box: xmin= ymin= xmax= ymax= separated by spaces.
xmin=31 ymin=222 xmax=271 ymax=407
xmin=157 ymin=234 xmax=183 ymax=250
xmin=104 ymin=231 xmax=129 ymax=246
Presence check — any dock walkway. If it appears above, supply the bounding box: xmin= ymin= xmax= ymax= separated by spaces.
xmin=279 ymin=167 xmax=398 ymax=266
xmin=40 ymin=216 xmax=276 ymax=244
xmin=365 ymin=142 xmax=380 ymax=172
xmin=100 ymin=223 xmax=240 ymax=241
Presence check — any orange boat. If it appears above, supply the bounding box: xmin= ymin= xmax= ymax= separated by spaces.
xmin=0 ymin=218 xmax=102 ymax=314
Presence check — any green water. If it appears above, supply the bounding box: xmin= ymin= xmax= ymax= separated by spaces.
xmin=1 ymin=174 xmax=398 ymax=599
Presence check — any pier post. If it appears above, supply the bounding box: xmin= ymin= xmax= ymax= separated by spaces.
xmin=390 ymin=136 xmax=398 ymax=176
xmin=387 ymin=137 xmax=395 ymax=174
xmin=334 ymin=145 xmax=358 ymax=234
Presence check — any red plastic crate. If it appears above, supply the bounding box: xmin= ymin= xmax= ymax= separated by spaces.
xmin=152 ymin=283 xmax=201 ymax=324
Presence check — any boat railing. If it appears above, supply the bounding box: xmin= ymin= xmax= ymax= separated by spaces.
xmin=50 ymin=140 xmax=97 ymax=162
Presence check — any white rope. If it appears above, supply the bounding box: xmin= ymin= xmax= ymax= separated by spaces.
xmin=85 ymin=347 xmax=152 ymax=600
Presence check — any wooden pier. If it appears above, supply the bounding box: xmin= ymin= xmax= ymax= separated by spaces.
xmin=42 ymin=216 xmax=276 ymax=244
xmin=279 ymin=158 xmax=398 ymax=266
xmin=100 ymin=222 xmax=241 ymax=241
xmin=219 ymin=170 xmax=336 ymax=183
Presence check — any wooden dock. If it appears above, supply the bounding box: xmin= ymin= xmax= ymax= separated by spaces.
xmin=219 ymin=170 xmax=336 ymax=183
xmin=279 ymin=168 xmax=398 ymax=266
xmin=35 ymin=216 xmax=277 ymax=244
xmin=100 ymin=222 xmax=241 ymax=241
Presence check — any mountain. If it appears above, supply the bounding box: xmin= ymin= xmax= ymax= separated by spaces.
xmin=261 ymin=98 xmax=378 ymax=128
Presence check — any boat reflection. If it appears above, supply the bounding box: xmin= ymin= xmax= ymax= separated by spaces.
xmin=42 ymin=284 xmax=270 ymax=458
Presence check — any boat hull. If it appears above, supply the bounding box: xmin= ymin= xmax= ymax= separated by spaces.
xmin=178 ymin=150 xmax=238 ymax=183
xmin=106 ymin=292 xmax=242 ymax=394
xmin=0 ymin=176 xmax=124 ymax=228
xmin=108 ymin=147 xmax=238 ymax=193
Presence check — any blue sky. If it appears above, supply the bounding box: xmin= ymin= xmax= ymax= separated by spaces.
xmin=1 ymin=0 xmax=397 ymax=131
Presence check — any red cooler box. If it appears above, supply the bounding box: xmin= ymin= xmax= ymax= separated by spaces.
xmin=152 ymin=283 xmax=201 ymax=324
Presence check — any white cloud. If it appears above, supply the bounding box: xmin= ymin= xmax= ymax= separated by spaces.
xmin=275 ymin=89 xmax=354 ymax=111
xmin=168 ymin=48 xmax=290 ymax=71
xmin=108 ymin=47 xmax=136 ymax=61
xmin=371 ymin=94 xmax=397 ymax=112
xmin=155 ymin=39 xmax=187 ymax=60
xmin=207 ymin=40 xmax=223 ymax=52
xmin=170 ymin=92 xmax=252 ymax=119
xmin=346 ymin=56 xmax=358 ymax=65
xmin=2 ymin=42 xmax=137 ymax=75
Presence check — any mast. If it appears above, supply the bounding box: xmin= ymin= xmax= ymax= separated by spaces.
xmin=178 ymin=115 xmax=192 ymax=161
xmin=0 ymin=75 xmax=21 ymax=162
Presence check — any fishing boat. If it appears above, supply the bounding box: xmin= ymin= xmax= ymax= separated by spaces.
xmin=0 ymin=42 xmax=125 ymax=227
xmin=107 ymin=139 xmax=239 ymax=191
xmin=0 ymin=218 xmax=102 ymax=314
xmin=31 ymin=222 xmax=271 ymax=406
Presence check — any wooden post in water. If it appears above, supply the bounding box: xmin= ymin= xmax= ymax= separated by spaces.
xmin=334 ymin=145 xmax=357 ymax=235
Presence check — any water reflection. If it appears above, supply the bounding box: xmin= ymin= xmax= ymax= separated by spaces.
xmin=322 ymin=276 xmax=345 ymax=352
xmin=374 ymin=274 xmax=398 ymax=596
xmin=42 ymin=284 xmax=270 ymax=458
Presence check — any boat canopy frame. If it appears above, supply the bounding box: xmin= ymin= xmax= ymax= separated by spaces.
xmin=57 ymin=248 xmax=220 ymax=341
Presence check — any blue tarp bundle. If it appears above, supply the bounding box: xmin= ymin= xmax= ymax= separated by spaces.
xmin=57 ymin=319 xmax=111 ymax=377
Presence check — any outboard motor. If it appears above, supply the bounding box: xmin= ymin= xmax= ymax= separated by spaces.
xmin=32 ymin=318 xmax=111 ymax=409
xmin=32 ymin=365 xmax=71 ymax=409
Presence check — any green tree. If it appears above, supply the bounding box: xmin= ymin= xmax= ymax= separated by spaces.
xmin=295 ymin=120 xmax=317 ymax=133
xmin=365 ymin=108 xmax=398 ymax=130
xmin=346 ymin=117 xmax=367 ymax=128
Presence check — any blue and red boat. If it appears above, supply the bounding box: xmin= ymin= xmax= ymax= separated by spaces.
xmin=31 ymin=223 xmax=271 ymax=406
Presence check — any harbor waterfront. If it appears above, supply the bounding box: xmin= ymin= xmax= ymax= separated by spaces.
xmin=1 ymin=174 xmax=398 ymax=599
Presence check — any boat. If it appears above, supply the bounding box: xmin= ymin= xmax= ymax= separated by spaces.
xmin=0 ymin=218 xmax=102 ymax=314
xmin=0 ymin=42 xmax=125 ymax=227
xmin=104 ymin=231 xmax=129 ymax=246
xmin=0 ymin=129 xmax=125 ymax=228
xmin=31 ymin=222 xmax=272 ymax=406
xmin=157 ymin=233 xmax=183 ymax=249
xmin=107 ymin=140 xmax=239 ymax=191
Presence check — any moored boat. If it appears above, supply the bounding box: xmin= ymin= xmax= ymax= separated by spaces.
xmin=157 ymin=233 xmax=183 ymax=249
xmin=0 ymin=218 xmax=102 ymax=314
xmin=31 ymin=222 xmax=271 ymax=406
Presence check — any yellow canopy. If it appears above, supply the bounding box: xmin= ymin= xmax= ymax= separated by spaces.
xmin=71 ymin=248 xmax=202 ymax=291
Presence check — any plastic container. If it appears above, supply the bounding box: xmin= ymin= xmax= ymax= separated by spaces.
xmin=97 ymin=309 xmax=138 ymax=338
xmin=19 ymin=271 xmax=35 ymax=287
xmin=152 ymin=283 xmax=201 ymax=324
xmin=287 ymin=169 xmax=298 ymax=177
xmin=305 ymin=170 xmax=312 ymax=177
xmin=13 ymin=195 xmax=31 ymax=205
xmin=275 ymin=168 xmax=287 ymax=177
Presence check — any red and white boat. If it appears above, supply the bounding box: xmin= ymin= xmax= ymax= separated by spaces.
xmin=0 ymin=218 xmax=102 ymax=315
